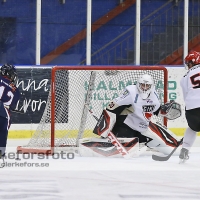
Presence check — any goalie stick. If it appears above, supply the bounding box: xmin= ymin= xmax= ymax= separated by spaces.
xmin=85 ymin=104 xmax=131 ymax=159
xmin=152 ymin=137 xmax=183 ymax=161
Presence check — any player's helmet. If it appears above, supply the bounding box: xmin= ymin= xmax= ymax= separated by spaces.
xmin=0 ymin=64 xmax=18 ymax=84
xmin=136 ymin=74 xmax=154 ymax=100
xmin=184 ymin=51 xmax=200 ymax=70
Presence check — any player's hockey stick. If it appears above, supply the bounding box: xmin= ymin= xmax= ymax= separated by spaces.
xmin=10 ymin=109 xmax=25 ymax=114
xmin=85 ymin=104 xmax=131 ymax=159
xmin=152 ymin=137 xmax=183 ymax=161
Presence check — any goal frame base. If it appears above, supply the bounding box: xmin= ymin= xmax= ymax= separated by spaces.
xmin=17 ymin=146 xmax=53 ymax=155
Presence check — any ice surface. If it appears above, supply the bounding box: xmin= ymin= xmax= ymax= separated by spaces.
xmin=0 ymin=139 xmax=200 ymax=200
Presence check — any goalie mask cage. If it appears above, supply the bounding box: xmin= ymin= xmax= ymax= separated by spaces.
xmin=17 ymin=66 xmax=168 ymax=155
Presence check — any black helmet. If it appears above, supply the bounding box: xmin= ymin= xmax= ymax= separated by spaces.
xmin=0 ymin=64 xmax=18 ymax=84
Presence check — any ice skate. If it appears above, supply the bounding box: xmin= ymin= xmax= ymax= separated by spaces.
xmin=179 ymin=148 xmax=189 ymax=164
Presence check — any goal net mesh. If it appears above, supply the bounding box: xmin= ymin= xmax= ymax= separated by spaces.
xmin=18 ymin=66 xmax=167 ymax=153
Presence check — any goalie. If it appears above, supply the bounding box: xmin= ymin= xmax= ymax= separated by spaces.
xmin=90 ymin=74 xmax=182 ymax=156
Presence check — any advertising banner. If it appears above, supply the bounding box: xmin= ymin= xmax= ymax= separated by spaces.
xmin=12 ymin=67 xmax=51 ymax=124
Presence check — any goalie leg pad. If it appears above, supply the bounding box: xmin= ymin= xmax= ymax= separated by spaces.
xmin=78 ymin=137 xmax=139 ymax=158
xmin=146 ymin=139 xmax=180 ymax=155
xmin=142 ymin=122 xmax=180 ymax=155
xmin=93 ymin=110 xmax=116 ymax=138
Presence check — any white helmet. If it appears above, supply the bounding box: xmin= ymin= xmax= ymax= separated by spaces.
xmin=136 ymin=74 xmax=154 ymax=99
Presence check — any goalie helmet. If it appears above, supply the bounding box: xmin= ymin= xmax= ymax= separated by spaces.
xmin=136 ymin=74 xmax=154 ymax=100
xmin=184 ymin=51 xmax=200 ymax=70
xmin=0 ymin=64 xmax=18 ymax=85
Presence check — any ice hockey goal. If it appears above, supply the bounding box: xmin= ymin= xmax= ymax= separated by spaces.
xmin=17 ymin=66 xmax=168 ymax=154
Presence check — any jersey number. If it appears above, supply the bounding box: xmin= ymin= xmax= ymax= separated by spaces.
xmin=190 ymin=73 xmax=200 ymax=89
xmin=0 ymin=86 xmax=14 ymax=106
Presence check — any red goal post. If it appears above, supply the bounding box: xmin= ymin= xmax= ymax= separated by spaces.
xmin=17 ymin=65 xmax=168 ymax=155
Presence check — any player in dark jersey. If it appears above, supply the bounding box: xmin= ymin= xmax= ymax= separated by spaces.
xmin=0 ymin=64 xmax=20 ymax=167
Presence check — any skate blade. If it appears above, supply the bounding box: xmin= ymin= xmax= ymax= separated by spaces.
xmin=179 ymin=158 xmax=186 ymax=164
xmin=0 ymin=157 xmax=5 ymax=168
xmin=0 ymin=163 xmax=5 ymax=168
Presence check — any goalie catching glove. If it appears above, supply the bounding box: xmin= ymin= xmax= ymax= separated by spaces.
xmin=159 ymin=100 xmax=181 ymax=120
xmin=93 ymin=110 xmax=116 ymax=138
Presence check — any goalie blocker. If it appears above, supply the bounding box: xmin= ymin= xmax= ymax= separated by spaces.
xmin=93 ymin=109 xmax=116 ymax=138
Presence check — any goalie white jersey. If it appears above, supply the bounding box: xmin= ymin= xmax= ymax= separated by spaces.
xmin=108 ymin=85 xmax=161 ymax=133
xmin=180 ymin=64 xmax=200 ymax=110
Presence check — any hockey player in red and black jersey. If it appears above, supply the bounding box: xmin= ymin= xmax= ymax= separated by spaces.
xmin=0 ymin=64 xmax=20 ymax=167
xmin=91 ymin=74 xmax=182 ymax=157
xmin=179 ymin=51 xmax=200 ymax=163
